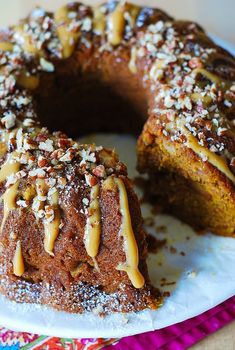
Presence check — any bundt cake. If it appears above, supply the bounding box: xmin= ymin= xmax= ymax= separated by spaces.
xmin=0 ymin=0 xmax=234 ymax=314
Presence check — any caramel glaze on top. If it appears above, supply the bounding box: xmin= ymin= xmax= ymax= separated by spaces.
xmin=0 ymin=0 xmax=234 ymax=292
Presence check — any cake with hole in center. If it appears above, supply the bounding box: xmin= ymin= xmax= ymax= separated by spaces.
xmin=0 ymin=0 xmax=234 ymax=314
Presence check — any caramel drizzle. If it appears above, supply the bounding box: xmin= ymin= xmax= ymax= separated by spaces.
xmin=129 ymin=46 xmax=137 ymax=74
xmin=107 ymin=3 xmax=125 ymax=46
xmin=192 ymin=68 xmax=221 ymax=85
xmin=190 ymin=68 xmax=222 ymax=104
xmin=0 ymin=152 xmax=20 ymax=230
xmin=0 ymin=42 xmax=14 ymax=52
xmin=44 ymin=189 xmax=60 ymax=256
xmin=1 ymin=181 xmax=19 ymax=230
xmin=114 ymin=177 xmax=145 ymax=289
xmin=176 ymin=67 xmax=235 ymax=182
xmin=107 ymin=3 xmax=139 ymax=46
xmin=190 ymin=67 xmax=235 ymax=135
xmin=0 ymin=142 xmax=7 ymax=158
xmin=190 ymin=92 xmax=213 ymax=105
xmin=13 ymin=240 xmax=25 ymax=277
xmin=14 ymin=23 xmax=38 ymax=54
xmin=84 ymin=184 xmax=101 ymax=258
xmin=93 ymin=7 xmax=106 ymax=35
xmin=177 ymin=121 xmax=235 ymax=184
xmin=0 ymin=152 xmax=20 ymax=183
xmin=54 ymin=5 xmax=81 ymax=58
xmin=35 ymin=179 xmax=60 ymax=256
xmin=12 ymin=2 xmax=140 ymax=60
xmin=126 ymin=4 xmax=140 ymax=27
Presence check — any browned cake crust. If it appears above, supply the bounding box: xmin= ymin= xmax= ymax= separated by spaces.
xmin=136 ymin=16 xmax=235 ymax=236
xmin=0 ymin=168 xmax=157 ymax=313
xmin=0 ymin=0 xmax=234 ymax=314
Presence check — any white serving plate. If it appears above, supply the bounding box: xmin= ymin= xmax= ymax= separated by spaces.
xmin=0 ymin=40 xmax=234 ymax=339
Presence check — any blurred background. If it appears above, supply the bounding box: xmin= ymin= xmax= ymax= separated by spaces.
xmin=0 ymin=0 xmax=234 ymax=46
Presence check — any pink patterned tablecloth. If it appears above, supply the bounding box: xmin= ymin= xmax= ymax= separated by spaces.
xmin=0 ymin=296 xmax=234 ymax=350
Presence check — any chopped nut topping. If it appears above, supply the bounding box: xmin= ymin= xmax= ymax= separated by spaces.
xmin=1 ymin=111 xmax=16 ymax=129
xmin=136 ymin=14 xmax=234 ymax=165
xmin=40 ymin=57 xmax=55 ymax=72
xmin=39 ymin=139 xmax=54 ymax=152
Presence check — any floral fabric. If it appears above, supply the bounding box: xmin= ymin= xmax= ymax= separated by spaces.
xmin=0 ymin=296 xmax=234 ymax=350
